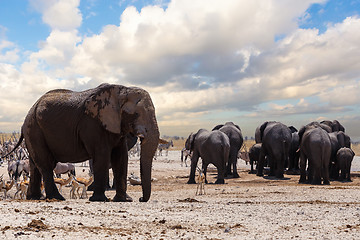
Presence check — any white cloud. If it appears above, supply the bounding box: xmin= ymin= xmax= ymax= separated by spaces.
xmin=1 ymin=0 xmax=360 ymax=139
xmin=30 ymin=0 xmax=82 ymax=31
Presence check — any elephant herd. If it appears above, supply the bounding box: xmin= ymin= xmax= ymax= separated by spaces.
xmin=185 ymin=120 xmax=355 ymax=186
xmin=0 ymin=83 xmax=356 ymax=203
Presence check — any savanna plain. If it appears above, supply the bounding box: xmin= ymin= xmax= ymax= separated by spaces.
xmin=0 ymin=138 xmax=360 ymax=239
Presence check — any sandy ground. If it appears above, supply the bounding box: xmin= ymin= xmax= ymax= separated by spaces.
xmin=0 ymin=152 xmax=360 ymax=239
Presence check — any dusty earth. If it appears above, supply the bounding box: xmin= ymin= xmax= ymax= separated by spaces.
xmin=0 ymin=151 xmax=360 ymax=239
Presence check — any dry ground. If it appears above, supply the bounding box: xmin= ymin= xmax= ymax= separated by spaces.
xmin=0 ymin=151 xmax=359 ymax=239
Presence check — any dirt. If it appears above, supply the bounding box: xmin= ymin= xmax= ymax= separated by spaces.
xmin=0 ymin=152 xmax=360 ymax=239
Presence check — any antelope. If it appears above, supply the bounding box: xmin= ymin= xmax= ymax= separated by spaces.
xmin=74 ymin=175 xmax=94 ymax=199
xmin=14 ymin=181 xmax=28 ymax=200
xmin=196 ymin=167 xmax=205 ymax=196
xmin=54 ymin=174 xmax=73 ymax=194
xmin=70 ymin=179 xmax=82 ymax=199
xmin=1 ymin=178 xmax=15 ymax=199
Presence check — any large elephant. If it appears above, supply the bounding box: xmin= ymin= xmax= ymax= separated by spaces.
xmin=4 ymin=84 xmax=159 ymax=202
xmin=212 ymin=122 xmax=243 ymax=178
xmin=328 ymin=131 xmax=351 ymax=179
xmin=186 ymin=129 xmax=230 ymax=184
xmin=336 ymin=147 xmax=355 ymax=182
xmin=298 ymin=123 xmax=331 ymax=185
xmin=256 ymin=121 xmax=292 ymax=179
xmin=320 ymin=120 xmax=345 ymax=132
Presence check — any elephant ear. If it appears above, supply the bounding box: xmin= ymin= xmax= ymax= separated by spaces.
xmin=259 ymin=121 xmax=268 ymax=141
xmin=212 ymin=124 xmax=224 ymax=131
xmin=288 ymin=126 xmax=298 ymax=133
xmin=84 ymin=84 xmax=124 ymax=134
xmin=337 ymin=132 xmax=351 ymax=148
xmin=298 ymin=126 xmax=306 ymax=144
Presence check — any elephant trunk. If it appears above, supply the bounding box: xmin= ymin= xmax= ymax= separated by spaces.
xmin=138 ymin=125 xmax=159 ymax=202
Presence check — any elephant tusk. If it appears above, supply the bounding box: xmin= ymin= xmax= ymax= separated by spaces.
xmin=296 ymin=148 xmax=300 ymax=153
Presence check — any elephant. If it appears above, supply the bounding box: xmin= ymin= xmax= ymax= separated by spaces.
xmin=328 ymin=131 xmax=351 ymax=179
xmin=256 ymin=121 xmax=292 ymax=179
xmin=186 ymin=129 xmax=230 ymax=184
xmin=3 ymin=83 xmax=159 ymax=202
xmin=248 ymin=143 xmax=261 ymax=174
xmin=298 ymin=123 xmax=332 ymax=185
xmin=212 ymin=122 xmax=243 ymax=178
xmin=320 ymin=120 xmax=345 ymax=132
xmin=336 ymin=147 xmax=355 ymax=182
xmin=287 ymin=130 xmax=300 ymax=174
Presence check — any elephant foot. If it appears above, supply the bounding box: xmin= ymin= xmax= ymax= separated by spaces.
xmin=26 ymin=193 xmax=43 ymax=200
xmin=232 ymin=173 xmax=240 ymax=178
xmin=249 ymin=170 xmax=256 ymax=174
xmin=89 ymin=193 xmax=109 ymax=202
xmin=46 ymin=193 xmax=65 ymax=201
xmin=323 ymin=180 xmax=330 ymax=185
xmin=298 ymin=176 xmax=307 ymax=184
xmin=113 ymin=193 xmax=133 ymax=202
xmin=311 ymin=179 xmax=322 ymax=185
xmin=187 ymin=179 xmax=196 ymax=184
xmin=215 ymin=179 xmax=225 ymax=184
xmin=256 ymin=173 xmax=263 ymax=177
xmin=276 ymin=174 xmax=284 ymax=179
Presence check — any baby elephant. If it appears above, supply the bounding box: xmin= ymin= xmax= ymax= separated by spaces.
xmin=337 ymin=147 xmax=355 ymax=182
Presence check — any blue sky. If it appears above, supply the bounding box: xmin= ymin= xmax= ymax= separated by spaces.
xmin=0 ymin=0 xmax=359 ymax=140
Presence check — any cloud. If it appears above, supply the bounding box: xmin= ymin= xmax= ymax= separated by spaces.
xmin=0 ymin=0 xmax=359 ymax=139
xmin=30 ymin=0 xmax=82 ymax=31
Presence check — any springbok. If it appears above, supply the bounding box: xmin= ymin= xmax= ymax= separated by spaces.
xmin=54 ymin=174 xmax=73 ymax=194
xmin=74 ymin=175 xmax=94 ymax=199
xmin=196 ymin=167 xmax=205 ymax=195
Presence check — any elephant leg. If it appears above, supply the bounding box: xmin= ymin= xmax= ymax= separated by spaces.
xmin=29 ymin=145 xmax=64 ymax=200
xmin=299 ymin=152 xmax=307 ymax=183
xmin=311 ymin=160 xmax=321 ymax=185
xmin=187 ymin=153 xmax=199 ymax=184
xmin=257 ymin=149 xmax=266 ymax=177
xmin=111 ymin=142 xmax=133 ymax=202
xmin=232 ymin=153 xmax=240 ymax=178
xmin=215 ymin=160 xmax=225 ymax=184
xmin=27 ymin=157 xmax=43 ymax=200
xmin=322 ymin=163 xmax=330 ymax=185
xmin=89 ymin=151 xmax=111 ymax=202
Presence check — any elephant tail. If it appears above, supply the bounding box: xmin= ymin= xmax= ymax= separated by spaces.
xmin=224 ymin=143 xmax=230 ymax=170
xmin=1 ymin=132 xmax=24 ymax=159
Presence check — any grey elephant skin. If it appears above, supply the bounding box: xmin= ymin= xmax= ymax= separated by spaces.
xmin=320 ymin=120 xmax=345 ymax=132
xmin=288 ymin=128 xmax=300 ymax=173
xmin=336 ymin=147 xmax=355 ymax=182
xmin=257 ymin=121 xmax=292 ymax=179
xmin=328 ymin=131 xmax=351 ymax=179
xmin=212 ymin=122 xmax=243 ymax=178
xmin=4 ymin=83 xmax=160 ymax=202
xmin=186 ymin=129 xmax=230 ymax=184
xmin=298 ymin=123 xmax=332 ymax=185
xmin=248 ymin=143 xmax=261 ymax=174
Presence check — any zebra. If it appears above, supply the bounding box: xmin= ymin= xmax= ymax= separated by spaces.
xmin=180 ymin=148 xmax=192 ymax=167
xmin=157 ymin=140 xmax=173 ymax=156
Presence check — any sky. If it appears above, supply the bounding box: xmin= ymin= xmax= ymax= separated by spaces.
xmin=0 ymin=0 xmax=359 ymax=141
